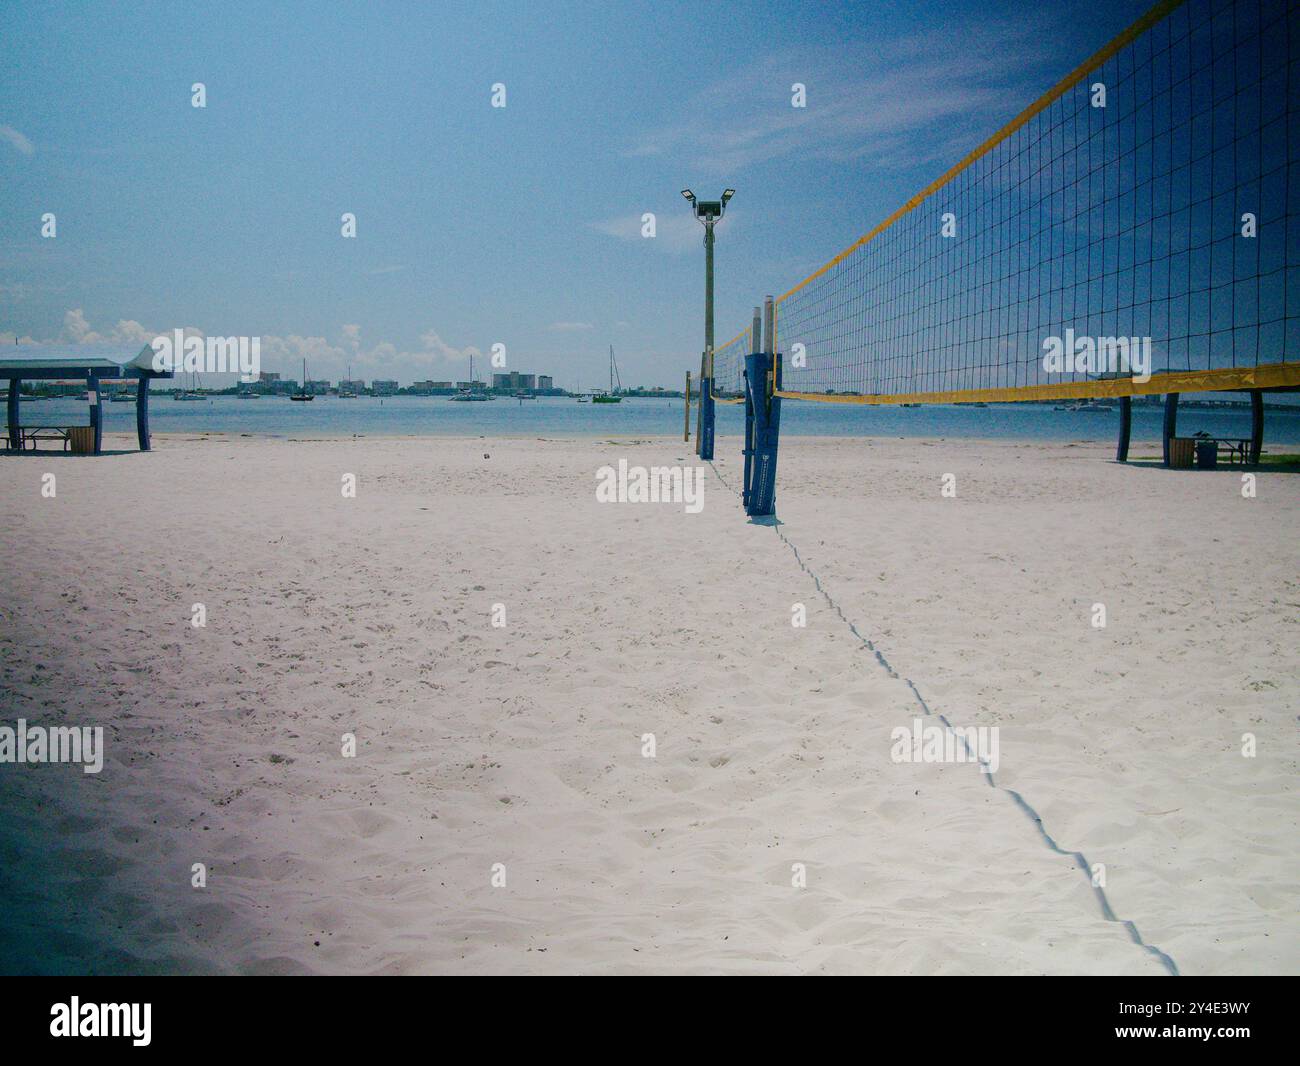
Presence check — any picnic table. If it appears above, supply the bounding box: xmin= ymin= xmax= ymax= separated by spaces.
xmin=21 ymin=425 xmax=75 ymax=450
xmin=1190 ymin=433 xmax=1253 ymax=465
xmin=19 ymin=425 xmax=93 ymax=452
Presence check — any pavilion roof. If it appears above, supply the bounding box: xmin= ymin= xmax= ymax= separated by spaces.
xmin=0 ymin=344 xmax=171 ymax=378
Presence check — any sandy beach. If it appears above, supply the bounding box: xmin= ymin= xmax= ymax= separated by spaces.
xmin=0 ymin=432 xmax=1294 ymax=975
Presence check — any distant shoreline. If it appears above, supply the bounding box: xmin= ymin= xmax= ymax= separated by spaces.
xmin=94 ymin=429 xmax=1300 ymax=451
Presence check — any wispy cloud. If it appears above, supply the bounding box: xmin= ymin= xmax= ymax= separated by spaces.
xmin=0 ymin=125 xmax=34 ymax=155
xmin=590 ymin=211 xmax=715 ymax=254
xmin=546 ymin=321 xmax=594 ymax=332
xmin=626 ymin=18 xmax=1058 ymax=173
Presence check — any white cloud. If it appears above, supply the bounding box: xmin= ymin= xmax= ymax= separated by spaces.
xmin=591 ymin=211 xmax=712 ymax=254
xmin=28 ymin=311 xmax=486 ymax=385
xmin=60 ymin=308 xmax=159 ymax=345
xmin=416 ymin=329 xmax=482 ymax=367
xmin=263 ymin=326 xmax=481 ymax=382
xmin=546 ymin=321 xmax=594 ymax=332
xmin=0 ymin=125 xmax=34 ymax=155
xmin=62 ymin=308 xmax=91 ymax=342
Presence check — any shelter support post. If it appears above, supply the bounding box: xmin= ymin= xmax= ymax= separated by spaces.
xmin=136 ymin=375 xmax=151 ymax=452
xmin=1162 ymin=392 xmax=1179 ymax=467
xmin=1116 ymin=395 xmax=1132 ymax=462
xmin=1249 ymin=389 xmax=1263 ymax=464
xmin=88 ymin=374 xmax=102 ymax=455
xmin=6 ymin=376 xmax=20 ymax=450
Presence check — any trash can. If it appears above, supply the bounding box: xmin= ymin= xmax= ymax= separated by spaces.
xmin=1169 ymin=437 xmax=1195 ymax=469
xmin=68 ymin=426 xmax=95 ymax=454
xmin=1195 ymin=439 xmax=1218 ymax=469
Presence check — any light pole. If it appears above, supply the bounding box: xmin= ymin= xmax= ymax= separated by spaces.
xmin=682 ymin=187 xmax=733 ymax=460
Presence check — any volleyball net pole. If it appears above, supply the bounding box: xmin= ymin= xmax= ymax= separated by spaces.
xmin=695 ymin=350 xmax=704 ymax=455
xmin=684 ymin=370 xmax=692 ymax=443
xmin=743 ymin=295 xmax=781 ymax=517
xmin=740 ymin=306 xmax=760 ymax=509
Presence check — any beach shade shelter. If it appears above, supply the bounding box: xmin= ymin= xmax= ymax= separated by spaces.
xmin=1 ymin=344 xmax=172 ymax=455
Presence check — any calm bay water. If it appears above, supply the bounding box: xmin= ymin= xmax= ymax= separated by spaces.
xmin=18 ymin=394 xmax=1300 ymax=446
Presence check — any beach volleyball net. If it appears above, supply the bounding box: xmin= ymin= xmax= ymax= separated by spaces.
xmin=721 ymin=0 xmax=1299 ymax=406
xmin=710 ymin=328 xmax=752 ymax=402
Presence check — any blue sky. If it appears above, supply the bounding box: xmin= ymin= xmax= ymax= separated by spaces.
xmin=1 ymin=0 xmax=1155 ymax=388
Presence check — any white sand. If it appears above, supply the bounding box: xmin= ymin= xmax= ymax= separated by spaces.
xmin=0 ymin=431 xmax=1295 ymax=974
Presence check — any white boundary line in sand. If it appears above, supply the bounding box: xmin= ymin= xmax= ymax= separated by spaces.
xmin=707 ymin=459 xmax=1181 ymax=977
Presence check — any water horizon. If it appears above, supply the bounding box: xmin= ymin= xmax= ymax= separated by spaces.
xmin=17 ymin=393 xmax=1300 ymax=446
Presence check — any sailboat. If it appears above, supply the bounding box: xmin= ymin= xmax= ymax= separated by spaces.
xmin=173 ymin=370 xmax=202 ymax=400
xmin=450 ymin=353 xmax=488 ymax=401
xmin=591 ymin=345 xmax=622 ymax=403
xmin=291 ymin=358 xmax=314 ymax=401
xmin=337 ymin=364 xmax=357 ymax=398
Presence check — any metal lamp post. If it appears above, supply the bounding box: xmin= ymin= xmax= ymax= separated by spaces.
xmin=681 ymin=187 xmax=733 ymax=459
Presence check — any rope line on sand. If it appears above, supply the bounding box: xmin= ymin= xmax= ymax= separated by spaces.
xmin=707 ymin=459 xmax=1180 ymax=976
